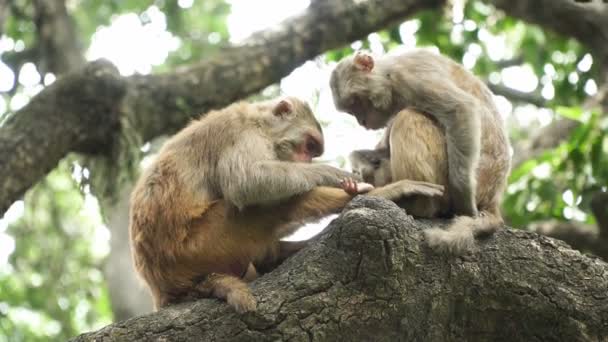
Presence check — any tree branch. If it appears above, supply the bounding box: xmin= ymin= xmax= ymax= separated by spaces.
xmin=532 ymin=219 xmax=608 ymax=260
xmin=512 ymin=84 xmax=607 ymax=169
xmin=486 ymin=0 xmax=608 ymax=63
xmin=0 ymin=0 xmax=8 ymax=37
xmin=487 ymin=82 xmax=547 ymax=107
xmin=0 ymin=0 xmax=445 ymax=215
xmin=72 ymin=197 xmax=608 ymax=341
xmin=32 ymin=0 xmax=85 ymax=75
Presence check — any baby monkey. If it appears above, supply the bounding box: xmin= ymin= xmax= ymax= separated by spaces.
xmin=331 ymin=49 xmax=499 ymax=218
xmin=349 ymin=108 xmax=510 ymax=254
xmin=129 ymin=97 xmax=444 ymax=313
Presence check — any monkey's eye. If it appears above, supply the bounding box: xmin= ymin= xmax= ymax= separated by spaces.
xmin=371 ymin=159 xmax=381 ymax=168
xmin=352 ymin=170 xmax=360 ymax=176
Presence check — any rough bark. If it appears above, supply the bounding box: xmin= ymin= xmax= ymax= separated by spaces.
xmin=73 ymin=197 xmax=608 ymax=342
xmin=0 ymin=0 xmax=445 ymax=215
xmin=533 ymin=191 xmax=608 ymax=261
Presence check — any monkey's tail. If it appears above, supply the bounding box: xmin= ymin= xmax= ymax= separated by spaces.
xmin=424 ymin=211 xmax=502 ymax=255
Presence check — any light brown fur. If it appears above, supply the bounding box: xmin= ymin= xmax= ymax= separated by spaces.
xmin=350 ymin=108 xmax=510 ymax=254
xmin=129 ymin=97 xmax=444 ymax=313
xmin=331 ymin=49 xmax=511 ymax=218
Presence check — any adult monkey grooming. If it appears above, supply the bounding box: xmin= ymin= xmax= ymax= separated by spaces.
xmin=350 ymin=108 xmax=511 ymax=254
xmin=330 ymin=49 xmax=511 ymax=253
xmin=330 ymin=49 xmax=493 ymax=217
xmin=129 ymin=97 xmax=444 ymax=313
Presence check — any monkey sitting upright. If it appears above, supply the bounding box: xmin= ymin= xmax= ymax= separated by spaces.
xmin=349 ymin=108 xmax=511 ymax=254
xmin=129 ymin=97 xmax=444 ymax=313
xmin=330 ymin=49 xmax=512 ymax=219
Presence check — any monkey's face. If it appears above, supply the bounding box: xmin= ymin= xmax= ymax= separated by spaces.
xmin=268 ymin=97 xmax=325 ymax=163
xmin=340 ymin=96 xmax=391 ymax=130
xmin=349 ymin=149 xmax=391 ymax=186
xmin=330 ymin=52 xmax=393 ymax=130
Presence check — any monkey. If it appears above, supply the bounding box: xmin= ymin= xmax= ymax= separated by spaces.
xmin=348 ymin=107 xmax=511 ymax=254
xmin=330 ymin=48 xmax=502 ymax=218
xmin=129 ymin=97 xmax=445 ymax=313
xmin=349 ymin=147 xmax=392 ymax=187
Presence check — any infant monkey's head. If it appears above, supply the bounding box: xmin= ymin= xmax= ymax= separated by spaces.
xmin=349 ymin=148 xmax=392 ymax=187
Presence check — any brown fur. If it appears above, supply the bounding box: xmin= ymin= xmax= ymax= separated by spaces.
xmin=350 ymin=108 xmax=510 ymax=254
xmin=129 ymin=97 xmax=444 ymax=313
xmin=330 ymin=49 xmax=511 ymax=217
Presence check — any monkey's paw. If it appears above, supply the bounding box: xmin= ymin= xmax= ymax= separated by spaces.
xmin=227 ymin=289 xmax=257 ymax=313
xmin=341 ymin=178 xmax=374 ymax=195
xmin=424 ymin=226 xmax=474 ymax=255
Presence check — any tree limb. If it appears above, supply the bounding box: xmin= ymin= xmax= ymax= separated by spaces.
xmin=32 ymin=0 xmax=85 ymax=74
xmin=0 ymin=0 xmax=8 ymax=37
xmin=512 ymin=84 xmax=607 ymax=169
xmin=486 ymin=0 xmax=608 ymax=64
xmin=487 ymin=82 xmax=547 ymax=107
xmin=0 ymin=0 xmax=445 ymax=215
xmin=72 ymin=197 xmax=608 ymax=341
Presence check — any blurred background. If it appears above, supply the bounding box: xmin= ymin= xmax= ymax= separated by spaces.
xmin=0 ymin=0 xmax=606 ymax=340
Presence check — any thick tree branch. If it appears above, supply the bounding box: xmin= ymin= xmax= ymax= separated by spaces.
xmin=73 ymin=197 xmax=608 ymax=341
xmin=0 ymin=0 xmax=445 ymax=215
xmin=532 ymin=219 xmax=608 ymax=260
xmin=487 ymin=82 xmax=546 ymax=107
xmin=486 ymin=0 xmax=608 ymax=63
xmin=32 ymin=0 xmax=85 ymax=74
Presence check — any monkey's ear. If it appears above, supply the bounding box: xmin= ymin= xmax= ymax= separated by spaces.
xmin=354 ymin=52 xmax=374 ymax=72
xmin=273 ymin=99 xmax=293 ymax=117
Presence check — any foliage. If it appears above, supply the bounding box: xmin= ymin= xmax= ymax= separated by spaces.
xmin=0 ymin=0 xmax=606 ymax=340
xmin=505 ymin=108 xmax=608 ymax=227
xmin=0 ymin=161 xmax=111 ymax=342
xmin=323 ymin=1 xmax=605 ymax=229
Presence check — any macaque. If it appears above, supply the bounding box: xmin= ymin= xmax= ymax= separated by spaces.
xmin=350 ymin=147 xmax=392 ymax=187
xmin=349 ymin=108 xmax=511 ymax=254
xmin=330 ymin=49 xmax=503 ymax=218
xmin=129 ymin=97 xmax=444 ymax=313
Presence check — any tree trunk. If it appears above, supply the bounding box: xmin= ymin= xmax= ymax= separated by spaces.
xmin=72 ymin=197 xmax=608 ymax=341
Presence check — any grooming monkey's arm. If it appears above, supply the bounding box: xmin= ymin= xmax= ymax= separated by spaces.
xmin=219 ymin=137 xmax=355 ymax=208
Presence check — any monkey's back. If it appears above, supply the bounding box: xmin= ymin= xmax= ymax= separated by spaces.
xmin=128 ymin=102 xmax=276 ymax=308
xmin=389 ymin=107 xmax=508 ymax=217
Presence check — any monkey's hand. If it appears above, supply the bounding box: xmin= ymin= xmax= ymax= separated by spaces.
xmin=341 ymin=177 xmax=375 ymax=195
xmin=315 ymin=165 xmax=362 ymax=187
xmin=369 ymin=180 xmax=444 ymax=201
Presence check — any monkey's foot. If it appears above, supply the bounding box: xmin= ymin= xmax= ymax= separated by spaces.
xmin=423 ymin=226 xmax=474 ymax=255
xmin=227 ymin=289 xmax=257 ymax=313
xmin=341 ymin=178 xmax=374 ymax=195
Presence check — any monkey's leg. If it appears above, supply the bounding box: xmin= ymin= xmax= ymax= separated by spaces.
xmin=197 ymin=273 xmax=256 ymax=313
xmin=255 ymin=240 xmax=310 ymax=274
